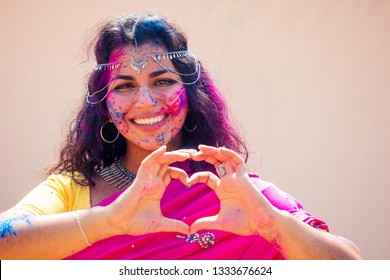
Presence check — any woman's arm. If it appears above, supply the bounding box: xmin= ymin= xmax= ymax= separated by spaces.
xmin=265 ymin=209 xmax=361 ymax=259
xmin=0 ymin=207 xmax=117 ymax=259
xmin=0 ymin=147 xmax=193 ymax=259
xmin=189 ymin=145 xmax=362 ymax=260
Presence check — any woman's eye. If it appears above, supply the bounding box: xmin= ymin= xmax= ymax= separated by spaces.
xmin=155 ymin=79 xmax=176 ymax=86
xmin=114 ymin=83 xmax=135 ymax=92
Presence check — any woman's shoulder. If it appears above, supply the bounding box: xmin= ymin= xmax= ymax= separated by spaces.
xmin=46 ymin=172 xmax=90 ymax=205
xmin=45 ymin=172 xmax=85 ymax=185
xmin=13 ymin=172 xmax=91 ymax=215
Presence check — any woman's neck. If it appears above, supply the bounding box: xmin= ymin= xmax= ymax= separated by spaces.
xmin=123 ymin=133 xmax=183 ymax=173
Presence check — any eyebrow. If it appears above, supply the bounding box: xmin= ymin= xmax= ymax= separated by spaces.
xmin=114 ymin=75 xmax=135 ymax=81
xmin=149 ymin=69 xmax=169 ymax=78
xmin=114 ymin=69 xmax=170 ymax=81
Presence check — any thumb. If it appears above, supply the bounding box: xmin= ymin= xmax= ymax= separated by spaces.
xmin=159 ymin=217 xmax=190 ymax=235
xmin=189 ymin=215 xmax=221 ymax=234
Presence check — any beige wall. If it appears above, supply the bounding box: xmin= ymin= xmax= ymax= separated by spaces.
xmin=1 ymin=0 xmax=389 ymax=259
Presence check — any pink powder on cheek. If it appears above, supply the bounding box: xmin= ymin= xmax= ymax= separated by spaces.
xmin=117 ymin=120 xmax=129 ymax=134
xmin=166 ymin=87 xmax=188 ymax=116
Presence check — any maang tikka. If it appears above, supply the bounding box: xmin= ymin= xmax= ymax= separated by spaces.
xmin=130 ymin=56 xmax=147 ymax=74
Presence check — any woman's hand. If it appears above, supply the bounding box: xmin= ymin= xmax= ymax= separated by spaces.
xmin=105 ymin=145 xmax=194 ymax=236
xmin=188 ymin=145 xmax=278 ymax=239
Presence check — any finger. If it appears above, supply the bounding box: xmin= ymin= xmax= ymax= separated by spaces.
xmin=157 ymin=164 xmax=169 ymax=177
xmin=191 ymin=151 xmax=222 ymax=166
xmin=219 ymin=147 xmax=245 ymax=165
xmin=159 ymin=218 xmax=190 ymax=235
xmin=141 ymin=145 xmax=167 ymax=168
xmin=198 ymin=145 xmax=231 ymax=163
xmin=189 ymin=215 xmax=222 ymax=234
xmin=188 ymin=171 xmax=219 ymax=190
xmin=149 ymin=152 xmax=190 ymax=177
xmin=156 ymin=151 xmax=190 ymax=165
xmin=224 ymin=160 xmax=236 ymax=174
xmin=149 ymin=161 xmax=162 ymax=177
xmin=219 ymin=147 xmax=247 ymax=175
xmin=162 ymin=167 xmax=189 ymax=186
xmin=198 ymin=144 xmax=219 ymax=155
xmin=190 ymin=151 xmax=207 ymax=161
xmin=171 ymin=148 xmax=198 ymax=154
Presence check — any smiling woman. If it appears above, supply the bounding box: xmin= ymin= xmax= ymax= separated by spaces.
xmin=0 ymin=13 xmax=361 ymax=260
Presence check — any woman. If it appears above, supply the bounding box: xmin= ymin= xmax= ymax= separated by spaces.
xmin=0 ymin=14 xmax=361 ymax=259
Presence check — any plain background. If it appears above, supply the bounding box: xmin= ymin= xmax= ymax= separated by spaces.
xmin=0 ymin=0 xmax=389 ymax=259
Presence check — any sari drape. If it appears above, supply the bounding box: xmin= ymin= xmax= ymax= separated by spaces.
xmin=66 ymin=161 xmax=328 ymax=260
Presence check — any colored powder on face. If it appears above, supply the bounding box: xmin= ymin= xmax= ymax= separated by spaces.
xmin=118 ymin=120 xmax=129 ymax=134
xmin=107 ymin=99 xmax=126 ymax=120
xmin=156 ymin=132 xmax=166 ymax=144
xmin=107 ymin=96 xmax=129 ymax=134
xmin=149 ymin=93 xmax=158 ymax=104
xmin=167 ymin=87 xmax=187 ymax=117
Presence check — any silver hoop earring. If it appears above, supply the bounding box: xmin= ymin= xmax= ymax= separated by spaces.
xmin=100 ymin=121 xmax=120 ymax=143
xmin=184 ymin=122 xmax=197 ymax=133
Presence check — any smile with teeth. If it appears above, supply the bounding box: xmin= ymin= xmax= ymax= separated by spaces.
xmin=133 ymin=114 xmax=166 ymax=125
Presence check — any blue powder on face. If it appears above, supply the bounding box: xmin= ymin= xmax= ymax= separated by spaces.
xmin=0 ymin=218 xmax=31 ymax=239
xmin=156 ymin=132 xmax=165 ymax=144
xmin=149 ymin=94 xmax=158 ymax=104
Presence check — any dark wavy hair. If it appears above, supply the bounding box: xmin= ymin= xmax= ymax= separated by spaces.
xmin=48 ymin=14 xmax=248 ymax=186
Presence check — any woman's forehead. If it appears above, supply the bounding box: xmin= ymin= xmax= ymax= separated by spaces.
xmin=109 ymin=43 xmax=167 ymax=63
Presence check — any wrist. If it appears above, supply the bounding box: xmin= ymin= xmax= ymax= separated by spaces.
xmin=77 ymin=206 xmax=121 ymax=245
xmin=256 ymin=208 xmax=287 ymax=249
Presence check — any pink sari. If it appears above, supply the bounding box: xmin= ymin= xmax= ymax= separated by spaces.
xmin=65 ymin=161 xmax=328 ymax=260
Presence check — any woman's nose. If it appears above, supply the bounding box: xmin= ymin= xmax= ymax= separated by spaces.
xmin=134 ymin=85 xmax=158 ymax=108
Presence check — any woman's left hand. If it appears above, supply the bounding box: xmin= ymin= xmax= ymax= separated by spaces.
xmin=189 ymin=145 xmax=363 ymax=260
xmin=188 ymin=145 xmax=278 ymax=239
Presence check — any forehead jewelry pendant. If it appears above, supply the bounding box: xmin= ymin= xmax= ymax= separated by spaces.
xmin=130 ymin=56 xmax=147 ymax=74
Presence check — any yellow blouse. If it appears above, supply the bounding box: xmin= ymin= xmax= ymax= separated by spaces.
xmin=13 ymin=174 xmax=90 ymax=215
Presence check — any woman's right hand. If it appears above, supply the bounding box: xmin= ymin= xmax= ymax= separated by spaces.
xmin=104 ymin=145 xmax=192 ymax=236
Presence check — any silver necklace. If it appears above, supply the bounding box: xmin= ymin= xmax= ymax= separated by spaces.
xmin=98 ymin=158 xmax=136 ymax=189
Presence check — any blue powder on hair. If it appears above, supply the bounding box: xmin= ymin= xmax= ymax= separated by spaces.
xmin=135 ymin=20 xmax=168 ymax=43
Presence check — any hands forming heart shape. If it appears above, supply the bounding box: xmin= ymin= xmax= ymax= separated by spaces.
xmin=107 ymin=145 xmax=277 ymax=239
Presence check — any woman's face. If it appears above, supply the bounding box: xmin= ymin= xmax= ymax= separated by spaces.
xmin=105 ymin=42 xmax=188 ymax=151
